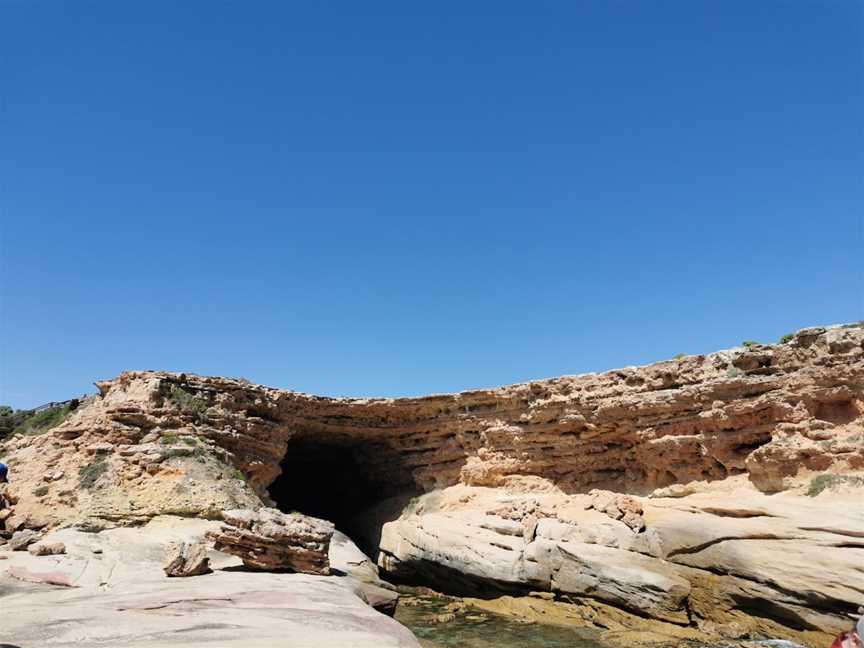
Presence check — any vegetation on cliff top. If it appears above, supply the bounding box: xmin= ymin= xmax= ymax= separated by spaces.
xmin=0 ymin=403 xmax=74 ymax=443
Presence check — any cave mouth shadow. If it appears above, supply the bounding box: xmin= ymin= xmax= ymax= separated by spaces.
xmin=267 ymin=434 xmax=418 ymax=557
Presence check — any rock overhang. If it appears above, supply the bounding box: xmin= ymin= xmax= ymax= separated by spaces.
xmin=0 ymin=323 xmax=861 ymax=531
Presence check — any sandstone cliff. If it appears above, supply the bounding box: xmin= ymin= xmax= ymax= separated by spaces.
xmin=3 ymin=323 xmax=861 ymax=529
xmin=1 ymin=323 xmax=862 ymax=644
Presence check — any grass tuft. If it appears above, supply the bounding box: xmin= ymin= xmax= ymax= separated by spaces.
xmin=807 ymin=473 xmax=864 ymax=497
xmin=79 ymin=458 xmax=108 ymax=489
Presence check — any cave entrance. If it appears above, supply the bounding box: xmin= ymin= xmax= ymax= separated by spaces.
xmin=267 ymin=434 xmax=416 ymax=556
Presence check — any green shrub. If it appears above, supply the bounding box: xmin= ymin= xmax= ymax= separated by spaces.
xmin=34 ymin=485 xmax=49 ymax=497
xmin=0 ymin=406 xmax=24 ymax=441
xmin=232 ymin=468 xmax=246 ymax=482
xmin=726 ymin=367 xmax=744 ymax=378
xmin=166 ymin=385 xmax=209 ymax=421
xmin=673 ymin=353 xmax=686 ymax=360
xmin=807 ymin=474 xmax=864 ymax=497
xmin=160 ymin=433 xmax=178 ymax=445
xmin=181 ymin=436 xmax=199 ymax=446
xmin=79 ymin=458 xmax=108 ymax=489
xmin=2 ymin=404 xmax=72 ymax=439
xmin=742 ymin=340 xmax=759 ymax=348
xmin=779 ymin=333 xmax=795 ymax=344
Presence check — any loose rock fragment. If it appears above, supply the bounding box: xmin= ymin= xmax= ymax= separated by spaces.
xmin=163 ymin=540 xmax=211 ymax=577
xmin=9 ymin=529 xmax=41 ymax=551
xmin=28 ymin=541 xmax=66 ymax=556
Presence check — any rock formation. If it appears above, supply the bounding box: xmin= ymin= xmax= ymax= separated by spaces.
xmin=0 ymin=323 xmax=862 ymax=644
xmin=207 ymin=508 xmax=334 ymax=574
xmin=0 ymin=517 xmax=420 ymax=647
xmin=163 ymin=540 xmax=210 ymax=577
xmin=27 ymin=540 xmax=66 ymax=556
xmin=9 ymin=529 xmax=40 ymax=551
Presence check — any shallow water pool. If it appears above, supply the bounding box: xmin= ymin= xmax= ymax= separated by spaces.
xmin=394 ymin=592 xmax=607 ymax=648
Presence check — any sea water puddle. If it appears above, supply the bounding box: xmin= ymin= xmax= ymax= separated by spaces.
xmin=394 ymin=592 xmax=607 ymax=648
xmin=393 ymin=592 xmax=769 ymax=648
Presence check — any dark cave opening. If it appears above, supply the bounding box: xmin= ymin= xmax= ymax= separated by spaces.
xmin=267 ymin=435 xmax=417 ymax=556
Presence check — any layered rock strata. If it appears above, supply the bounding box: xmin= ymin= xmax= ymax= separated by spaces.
xmin=207 ymin=508 xmax=334 ymax=574
xmin=0 ymin=323 xmax=862 ymax=643
xmin=3 ymin=324 xmax=861 ymax=532
xmin=377 ymin=483 xmax=863 ymax=645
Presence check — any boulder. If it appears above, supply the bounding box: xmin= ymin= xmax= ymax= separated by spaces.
xmin=9 ymin=529 xmax=41 ymax=551
xmin=28 ymin=540 xmax=66 ymax=556
xmin=206 ymin=508 xmax=334 ymax=574
xmin=163 ymin=540 xmax=211 ymax=577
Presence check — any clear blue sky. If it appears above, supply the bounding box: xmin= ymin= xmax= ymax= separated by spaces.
xmin=1 ymin=1 xmax=862 ymax=408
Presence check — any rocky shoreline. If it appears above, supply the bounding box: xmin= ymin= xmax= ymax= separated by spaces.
xmin=1 ymin=323 xmax=862 ymax=646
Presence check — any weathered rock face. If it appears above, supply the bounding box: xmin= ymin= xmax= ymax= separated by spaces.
xmin=2 ymin=324 xmax=861 ymax=532
xmin=206 ymin=508 xmax=335 ymax=574
xmin=377 ymin=483 xmax=864 ymax=645
xmin=0 ymin=323 xmax=862 ymax=643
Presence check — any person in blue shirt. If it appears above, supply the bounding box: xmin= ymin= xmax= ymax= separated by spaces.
xmin=0 ymin=463 xmax=7 ymax=483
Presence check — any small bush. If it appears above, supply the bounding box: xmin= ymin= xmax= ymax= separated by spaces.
xmin=232 ymin=468 xmax=246 ymax=482
xmin=181 ymin=436 xmax=198 ymax=446
xmin=726 ymin=367 xmax=744 ymax=378
xmin=79 ymin=458 xmax=108 ymax=489
xmin=779 ymin=333 xmax=795 ymax=344
xmin=673 ymin=353 xmax=686 ymax=360
xmin=34 ymin=485 xmax=49 ymax=497
xmin=166 ymin=385 xmax=209 ymax=421
xmin=807 ymin=474 xmax=864 ymax=497
xmin=10 ymin=404 xmax=71 ymax=437
xmin=161 ymin=433 xmax=178 ymax=445
xmin=742 ymin=340 xmax=759 ymax=348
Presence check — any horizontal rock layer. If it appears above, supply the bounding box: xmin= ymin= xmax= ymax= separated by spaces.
xmin=377 ymin=484 xmax=863 ymax=644
xmin=207 ymin=508 xmax=334 ymax=574
xmin=0 ymin=324 xmax=861 ymax=643
xmin=3 ymin=324 xmax=862 ymax=530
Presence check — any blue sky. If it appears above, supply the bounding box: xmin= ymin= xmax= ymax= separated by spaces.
xmin=1 ymin=1 xmax=862 ymax=408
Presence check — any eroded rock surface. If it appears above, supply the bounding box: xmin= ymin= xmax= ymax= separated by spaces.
xmin=3 ymin=325 xmax=862 ymax=533
xmin=378 ymin=483 xmax=863 ymax=646
xmin=0 ymin=323 xmax=862 ymax=644
xmin=207 ymin=508 xmax=334 ymax=574
xmin=0 ymin=517 xmax=420 ymax=647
